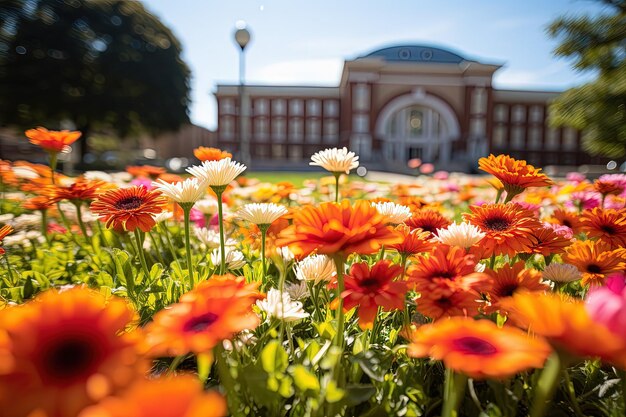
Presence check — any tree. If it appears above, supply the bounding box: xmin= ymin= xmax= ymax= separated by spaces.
xmin=547 ymin=0 xmax=626 ymax=158
xmin=0 ymin=0 xmax=191 ymax=160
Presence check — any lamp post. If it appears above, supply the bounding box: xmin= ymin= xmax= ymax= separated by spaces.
xmin=234 ymin=22 xmax=251 ymax=168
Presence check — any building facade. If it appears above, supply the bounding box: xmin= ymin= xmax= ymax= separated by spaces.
xmin=213 ymin=44 xmax=605 ymax=172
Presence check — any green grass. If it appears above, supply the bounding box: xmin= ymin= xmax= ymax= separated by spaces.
xmin=246 ymin=171 xmax=327 ymax=186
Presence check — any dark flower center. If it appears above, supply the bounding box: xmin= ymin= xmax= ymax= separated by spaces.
xmin=562 ymin=220 xmax=572 ymax=228
xmin=42 ymin=338 xmax=99 ymax=381
xmin=453 ymin=336 xmax=498 ymax=355
xmin=436 ymin=270 xmax=457 ymax=280
xmin=183 ymin=313 xmax=219 ymax=333
xmin=497 ymin=283 xmax=518 ymax=297
xmin=601 ymin=225 xmax=616 ymax=235
xmin=587 ymin=264 xmax=602 ymax=274
xmin=359 ymin=278 xmax=381 ymax=290
xmin=115 ymin=196 xmax=143 ymax=210
xmin=485 ymin=216 xmax=510 ymax=231
xmin=435 ymin=297 xmax=452 ymax=308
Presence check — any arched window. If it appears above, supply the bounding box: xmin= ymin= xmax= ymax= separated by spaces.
xmin=385 ymin=105 xmax=445 ymax=140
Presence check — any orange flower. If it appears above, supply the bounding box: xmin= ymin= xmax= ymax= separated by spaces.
xmin=276 ymin=200 xmax=401 ymax=258
xmin=25 ymin=127 xmax=81 ymax=153
xmin=90 ymin=186 xmax=167 ymax=232
xmin=548 ymin=209 xmax=584 ymax=235
xmin=501 ymin=292 xmax=626 ymax=366
xmin=407 ymin=317 xmax=551 ymax=379
xmin=144 ymin=275 xmax=260 ymax=356
xmin=581 ymin=207 xmax=626 ymax=249
xmin=404 ymin=208 xmax=451 ymax=237
xmin=78 ymin=375 xmax=227 ymax=417
xmin=464 ymin=203 xmax=541 ymax=258
xmin=22 ymin=196 xmax=54 ymax=211
xmin=478 ymin=154 xmax=553 ymax=196
xmin=594 ymin=179 xmax=624 ymax=196
xmin=483 ymin=262 xmax=549 ymax=314
xmin=388 ymin=224 xmax=435 ymax=257
xmin=398 ymin=196 xmax=433 ymax=212
xmin=0 ymin=225 xmax=12 ymax=255
xmin=527 ymin=226 xmax=573 ymax=256
xmin=193 ymin=146 xmax=232 ymax=162
xmin=408 ymin=245 xmax=491 ymax=320
xmin=126 ymin=165 xmax=166 ymax=179
xmin=563 ymin=240 xmax=626 ymax=286
xmin=330 ymin=260 xmax=407 ymax=330
xmin=0 ymin=287 xmax=146 ymax=417
xmin=45 ymin=178 xmax=105 ymax=204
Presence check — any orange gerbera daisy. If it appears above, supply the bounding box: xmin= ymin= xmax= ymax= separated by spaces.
xmin=398 ymin=196 xmax=433 ymax=212
xmin=548 ymin=208 xmax=584 ymax=235
xmin=45 ymin=178 xmax=105 ymax=205
xmin=388 ymin=224 xmax=435 ymax=258
xmin=483 ymin=262 xmax=549 ymax=314
xmin=527 ymin=226 xmax=573 ymax=256
xmin=404 ymin=208 xmax=451 ymax=237
xmin=330 ymin=260 xmax=407 ymax=330
xmin=407 ymin=317 xmax=551 ymax=379
xmin=416 ymin=288 xmax=482 ymax=320
xmin=562 ymin=240 xmax=626 ymax=286
xmin=193 ymin=146 xmax=232 ymax=162
xmin=78 ymin=375 xmax=227 ymax=417
xmin=0 ymin=287 xmax=146 ymax=417
xmin=581 ymin=207 xmax=626 ymax=249
xmin=464 ymin=203 xmax=541 ymax=258
xmin=144 ymin=275 xmax=260 ymax=357
xmin=594 ymin=179 xmax=624 ymax=197
xmin=90 ymin=186 xmax=167 ymax=232
xmin=25 ymin=127 xmax=82 ymax=153
xmin=478 ymin=154 xmax=553 ymax=197
xmin=22 ymin=196 xmax=54 ymax=211
xmin=0 ymin=224 xmax=13 ymax=255
xmin=126 ymin=165 xmax=166 ymax=179
xmin=501 ymin=292 xmax=626 ymax=367
xmin=276 ymin=200 xmax=402 ymax=258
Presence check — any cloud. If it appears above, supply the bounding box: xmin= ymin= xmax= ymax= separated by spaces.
xmin=248 ymin=58 xmax=344 ymax=85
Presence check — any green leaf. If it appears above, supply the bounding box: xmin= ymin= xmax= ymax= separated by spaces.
xmin=324 ymin=379 xmax=345 ymax=403
xmin=292 ymin=365 xmax=320 ymax=394
xmin=261 ymin=340 xmax=289 ymax=374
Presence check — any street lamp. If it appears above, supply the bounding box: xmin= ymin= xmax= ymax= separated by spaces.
xmin=234 ymin=22 xmax=251 ymax=168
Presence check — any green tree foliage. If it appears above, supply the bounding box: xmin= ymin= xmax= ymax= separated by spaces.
xmin=0 ymin=0 xmax=191 ymax=154
xmin=547 ymin=0 xmax=626 ymax=158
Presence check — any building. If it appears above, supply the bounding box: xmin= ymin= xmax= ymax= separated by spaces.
xmin=213 ymin=44 xmax=608 ymax=172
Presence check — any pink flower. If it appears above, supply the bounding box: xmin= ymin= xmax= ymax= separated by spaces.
xmin=567 ymin=191 xmax=600 ymax=210
xmin=419 ymin=163 xmax=434 ymax=174
xmin=566 ymin=172 xmax=586 ymax=183
xmin=586 ymin=272 xmax=626 ymax=336
xmin=131 ymin=177 xmax=154 ymax=190
xmin=514 ymin=201 xmax=541 ymax=217
xmin=407 ymin=158 xmax=422 ymax=169
xmin=433 ymin=171 xmax=449 ymax=180
xmin=190 ymin=207 xmax=205 ymax=228
xmin=542 ymin=222 xmax=574 ymax=239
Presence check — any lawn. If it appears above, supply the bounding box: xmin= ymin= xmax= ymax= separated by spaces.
xmin=246 ymin=171 xmax=328 ymax=186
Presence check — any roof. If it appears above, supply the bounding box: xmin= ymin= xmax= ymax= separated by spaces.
xmin=359 ymin=45 xmax=468 ymax=64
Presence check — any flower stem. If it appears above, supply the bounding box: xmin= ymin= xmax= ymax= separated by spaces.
xmin=530 ymin=352 xmax=562 ymax=417
xmin=215 ymin=344 xmax=243 ymax=415
xmin=259 ymin=224 xmax=269 ymax=283
xmin=442 ymin=368 xmax=468 ymax=417
xmin=333 ymin=172 xmax=341 ymax=203
xmin=48 ymin=151 xmax=57 ymax=185
xmin=132 ymin=228 xmax=150 ymax=283
xmin=74 ymin=202 xmax=89 ymax=240
xmin=181 ymin=203 xmax=195 ymax=289
xmin=212 ymin=186 xmax=227 ymax=275
xmin=331 ymin=254 xmax=346 ymax=386
xmin=563 ymin=368 xmax=585 ymax=417
xmin=40 ymin=209 xmax=49 ymax=243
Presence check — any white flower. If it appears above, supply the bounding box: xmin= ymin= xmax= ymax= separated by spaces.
xmin=475 ymin=262 xmax=486 ymax=273
xmin=372 ymin=202 xmax=412 ymax=224
xmin=286 ymin=281 xmax=310 ymax=300
xmin=257 ymin=288 xmax=309 ymax=322
xmin=84 ymin=171 xmax=113 ymax=183
xmin=194 ymin=198 xmax=218 ymax=215
xmin=210 ymin=247 xmax=246 ymax=270
xmin=434 ymin=222 xmax=486 ymax=249
xmin=12 ymin=166 xmax=39 ymax=180
xmin=195 ymin=227 xmax=237 ymax=248
xmin=310 ymin=147 xmax=359 ymax=174
xmin=294 ymin=254 xmax=337 ymax=284
xmin=237 ymin=203 xmax=288 ymax=226
xmin=152 ymin=211 xmax=173 ymax=224
xmin=543 ymin=263 xmax=581 ymax=283
xmin=10 ymin=213 xmax=41 ymax=230
xmin=275 ymin=246 xmax=295 ymax=263
xmin=186 ymin=157 xmax=246 ymax=187
xmin=152 ymin=177 xmax=208 ymax=204
xmin=223 ymin=329 xmax=257 ymax=351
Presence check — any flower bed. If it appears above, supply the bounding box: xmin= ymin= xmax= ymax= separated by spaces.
xmin=1 ymin=130 xmax=626 ymax=417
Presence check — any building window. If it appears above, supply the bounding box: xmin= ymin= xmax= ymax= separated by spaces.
xmin=306 ymin=100 xmax=321 ymax=116
xmin=221 ymin=117 xmax=234 ymax=138
xmin=289 ymin=119 xmax=303 ymax=142
xmin=289 ymin=145 xmax=303 ymax=160
xmin=494 ymin=104 xmax=508 ymax=122
xmin=290 ymin=99 xmax=303 ymax=115
xmin=254 ymin=99 xmax=268 ymax=115
xmin=528 ymin=127 xmax=542 ymax=149
xmin=324 ymin=100 xmax=339 ymax=117
xmin=530 ymin=105 xmax=543 ymax=123
xmin=272 ymin=118 xmax=286 ymax=141
xmin=493 ymin=126 xmax=507 ymax=147
xmin=220 ymin=99 xmax=235 ymax=114
xmin=545 ymin=127 xmax=560 ymax=150
xmin=353 ymin=115 xmax=369 ymax=133
xmin=562 ymin=128 xmax=578 ymax=150
xmin=272 ymin=99 xmax=286 ymax=115
xmin=512 ymin=105 xmax=526 ymax=123
xmin=511 ymin=126 xmax=525 ymax=148
xmin=470 ymin=118 xmax=486 ymax=137
xmin=354 ymin=84 xmax=370 ymax=111
xmin=306 ymin=120 xmax=321 ymax=142
xmin=254 ymin=118 xmax=268 ymax=140
xmin=272 ymin=144 xmax=285 ymax=158
xmin=471 ymin=88 xmax=487 ymax=114
xmin=324 ymin=120 xmax=338 ymax=136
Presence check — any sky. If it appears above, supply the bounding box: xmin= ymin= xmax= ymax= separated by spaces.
xmin=142 ymin=0 xmax=607 ymax=130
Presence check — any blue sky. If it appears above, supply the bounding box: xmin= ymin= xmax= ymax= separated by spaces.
xmin=143 ymin=0 xmax=607 ymax=130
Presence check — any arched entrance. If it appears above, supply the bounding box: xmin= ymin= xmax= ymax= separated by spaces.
xmin=375 ymin=90 xmax=460 ymax=165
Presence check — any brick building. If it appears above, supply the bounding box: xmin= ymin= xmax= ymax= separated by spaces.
xmin=213 ymin=44 xmax=605 ymax=172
